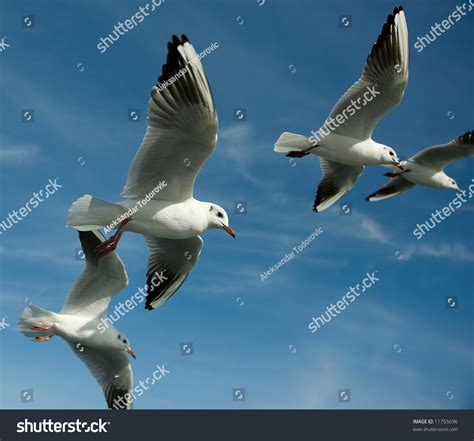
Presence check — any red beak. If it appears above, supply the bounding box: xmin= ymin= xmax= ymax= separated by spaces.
xmin=392 ymin=159 xmax=404 ymax=171
xmin=127 ymin=348 xmax=136 ymax=359
xmin=221 ymin=223 xmax=236 ymax=238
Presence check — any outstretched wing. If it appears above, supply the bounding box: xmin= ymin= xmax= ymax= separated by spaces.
xmin=366 ymin=175 xmax=416 ymax=202
xmin=121 ymin=35 xmax=218 ymax=202
xmin=144 ymin=235 xmax=203 ymax=310
xmin=410 ymin=131 xmax=474 ymax=171
xmin=314 ymin=159 xmax=364 ymax=212
xmin=324 ymin=7 xmax=409 ymax=140
xmin=61 ymin=231 xmax=128 ymax=318
xmin=67 ymin=343 xmax=133 ymax=410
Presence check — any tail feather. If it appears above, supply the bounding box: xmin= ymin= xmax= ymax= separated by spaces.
xmin=274 ymin=132 xmax=314 ymax=153
xmin=67 ymin=195 xmax=126 ymax=231
xmin=18 ymin=305 xmax=56 ymax=338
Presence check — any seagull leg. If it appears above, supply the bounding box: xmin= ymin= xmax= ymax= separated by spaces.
xmin=286 ymin=146 xmax=314 ymax=158
xmin=286 ymin=144 xmax=318 ymax=158
xmin=286 ymin=150 xmax=309 ymax=158
xmin=31 ymin=325 xmax=53 ymax=331
xmin=96 ymin=219 xmax=130 ymax=258
xmin=32 ymin=336 xmax=53 ymax=342
xmin=385 ymin=170 xmax=410 ymax=178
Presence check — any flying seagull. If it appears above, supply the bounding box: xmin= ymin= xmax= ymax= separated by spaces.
xmin=67 ymin=35 xmax=235 ymax=310
xmin=274 ymin=6 xmax=408 ymax=212
xmin=18 ymin=231 xmax=135 ymax=410
xmin=366 ymin=131 xmax=474 ymax=201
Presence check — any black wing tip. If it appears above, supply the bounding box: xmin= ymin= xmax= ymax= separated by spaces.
xmin=155 ymin=34 xmax=191 ymax=87
xmin=145 ymin=303 xmax=154 ymax=311
xmin=155 ymin=34 xmax=195 ymax=88
xmin=144 ymin=284 xmax=156 ymax=311
xmin=171 ymin=34 xmax=180 ymax=45
xmin=369 ymin=5 xmax=404 ymax=57
xmin=458 ymin=130 xmax=474 ymax=144
xmin=108 ymin=389 xmax=133 ymax=410
xmin=366 ymin=188 xmax=390 ymax=201
xmin=170 ymin=34 xmax=190 ymax=47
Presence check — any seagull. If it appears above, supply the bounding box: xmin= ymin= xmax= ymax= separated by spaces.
xmin=366 ymin=131 xmax=474 ymax=201
xmin=18 ymin=231 xmax=136 ymax=410
xmin=67 ymin=35 xmax=235 ymax=310
xmin=274 ymin=6 xmax=408 ymax=212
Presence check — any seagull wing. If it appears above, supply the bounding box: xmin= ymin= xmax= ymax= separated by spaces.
xmin=61 ymin=231 xmax=128 ymax=317
xmin=144 ymin=235 xmax=203 ymax=310
xmin=67 ymin=343 xmax=133 ymax=410
xmin=366 ymin=175 xmax=416 ymax=202
xmin=314 ymin=159 xmax=365 ymax=212
xmin=410 ymin=131 xmax=474 ymax=171
xmin=121 ymin=35 xmax=218 ymax=202
xmin=324 ymin=7 xmax=408 ymax=140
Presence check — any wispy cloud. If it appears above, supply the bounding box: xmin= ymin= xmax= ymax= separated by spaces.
xmin=0 ymin=244 xmax=78 ymax=268
xmin=218 ymin=123 xmax=268 ymax=186
xmin=405 ymin=242 xmax=474 ymax=262
xmin=0 ymin=144 xmax=40 ymax=163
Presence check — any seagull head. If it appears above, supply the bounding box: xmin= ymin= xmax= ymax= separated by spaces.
xmin=445 ymin=176 xmax=463 ymax=193
xmin=207 ymin=204 xmax=236 ymax=238
xmin=380 ymin=146 xmax=404 ymax=170
xmin=115 ymin=333 xmax=136 ymax=359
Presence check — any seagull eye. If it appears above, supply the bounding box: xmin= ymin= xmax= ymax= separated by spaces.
xmin=123 ymin=339 xmax=127 ymax=344
xmin=217 ymin=212 xmax=223 ymax=218
xmin=389 ymin=151 xmax=394 ymax=156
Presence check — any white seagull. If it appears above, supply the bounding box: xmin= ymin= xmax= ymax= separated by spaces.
xmin=274 ymin=6 xmax=408 ymax=212
xmin=366 ymin=131 xmax=474 ymax=201
xmin=18 ymin=231 xmax=135 ymax=410
xmin=67 ymin=35 xmax=235 ymax=310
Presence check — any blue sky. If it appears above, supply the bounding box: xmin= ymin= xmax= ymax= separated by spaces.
xmin=0 ymin=0 xmax=472 ymax=409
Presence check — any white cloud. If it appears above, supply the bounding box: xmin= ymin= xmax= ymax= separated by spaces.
xmin=405 ymin=242 xmax=474 ymax=262
xmin=218 ymin=123 xmax=268 ymax=185
xmin=0 ymin=144 xmax=40 ymax=163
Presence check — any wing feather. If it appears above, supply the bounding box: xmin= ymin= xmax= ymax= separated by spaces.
xmin=323 ymin=7 xmax=409 ymax=140
xmin=144 ymin=236 xmax=203 ymax=310
xmin=410 ymin=131 xmax=474 ymax=170
xmin=122 ymin=35 xmax=218 ymax=202
xmin=61 ymin=231 xmax=128 ymax=317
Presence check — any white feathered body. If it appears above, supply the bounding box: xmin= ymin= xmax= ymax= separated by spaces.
xmin=118 ymin=198 xmax=208 ymax=239
xmin=67 ymin=195 xmax=209 ymax=239
xmin=399 ymin=160 xmax=450 ymax=188
xmin=313 ymin=133 xmax=385 ymax=167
